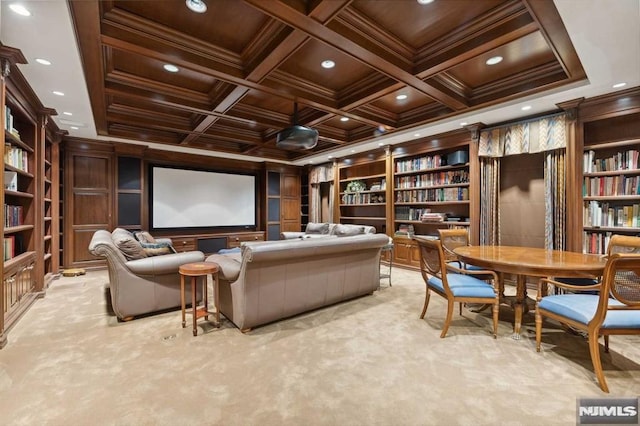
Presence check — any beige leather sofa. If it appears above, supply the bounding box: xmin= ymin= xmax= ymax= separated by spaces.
xmin=89 ymin=229 xmax=205 ymax=320
xmin=206 ymin=233 xmax=390 ymax=331
xmin=280 ymin=222 xmax=377 ymax=240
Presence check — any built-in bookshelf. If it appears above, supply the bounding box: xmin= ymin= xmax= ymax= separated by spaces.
xmin=337 ymin=154 xmax=387 ymax=233
xmin=1 ymin=46 xmax=59 ymax=348
xmin=580 ymin=103 xmax=640 ymax=254
xmin=392 ymin=149 xmax=471 ymax=237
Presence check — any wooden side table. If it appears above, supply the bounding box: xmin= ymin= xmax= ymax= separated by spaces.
xmin=179 ymin=261 xmax=220 ymax=336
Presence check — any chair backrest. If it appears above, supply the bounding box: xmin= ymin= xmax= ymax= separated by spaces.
xmin=437 ymin=228 xmax=470 ymax=263
xmin=414 ymin=236 xmax=446 ymax=284
xmin=594 ymin=235 xmax=640 ymax=324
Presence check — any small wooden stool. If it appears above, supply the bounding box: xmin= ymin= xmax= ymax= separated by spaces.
xmin=179 ymin=261 xmax=220 ymax=336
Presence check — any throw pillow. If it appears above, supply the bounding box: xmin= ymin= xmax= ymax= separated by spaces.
xmin=112 ymin=231 xmax=147 ymax=260
xmin=133 ymin=231 xmax=156 ymax=244
xmin=141 ymin=241 xmax=175 ymax=256
xmin=305 ymin=222 xmax=330 ymax=234
xmin=334 ymin=224 xmax=365 ymax=237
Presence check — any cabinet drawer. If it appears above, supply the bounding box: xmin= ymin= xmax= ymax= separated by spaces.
xmin=227 ymin=233 xmax=265 ymax=247
xmin=173 ymin=238 xmax=196 ymax=252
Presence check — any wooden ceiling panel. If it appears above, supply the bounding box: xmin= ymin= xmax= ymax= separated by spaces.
xmin=110 ymin=0 xmax=269 ymax=53
xmin=277 ymin=38 xmax=379 ymax=92
xmin=350 ymin=0 xmax=504 ymax=50
xmin=69 ymin=0 xmax=586 ymax=161
xmin=447 ymin=31 xmax=558 ymax=88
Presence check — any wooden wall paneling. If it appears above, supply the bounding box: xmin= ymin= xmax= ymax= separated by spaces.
xmin=281 ymin=173 xmax=301 ymax=232
xmin=63 ymin=140 xmax=114 ymax=268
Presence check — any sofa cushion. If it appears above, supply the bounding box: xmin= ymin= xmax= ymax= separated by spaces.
xmin=305 ymin=222 xmax=330 ymax=234
xmin=141 ymin=241 xmax=176 ymax=256
xmin=205 ymin=253 xmax=242 ymax=281
xmin=333 ymin=224 xmax=366 ymax=237
xmin=112 ymin=229 xmax=147 ymax=260
xmin=134 ymin=231 xmax=157 ymax=244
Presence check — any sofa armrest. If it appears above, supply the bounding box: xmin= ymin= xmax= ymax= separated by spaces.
xmin=280 ymin=231 xmax=305 ymax=240
xmin=125 ymin=251 xmax=205 ymax=275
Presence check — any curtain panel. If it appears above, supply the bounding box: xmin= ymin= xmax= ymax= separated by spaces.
xmin=477 ymin=113 xmax=568 ymax=248
xmin=309 ymin=163 xmax=335 ymax=223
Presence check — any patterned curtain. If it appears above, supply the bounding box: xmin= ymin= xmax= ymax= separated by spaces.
xmin=479 ymin=157 xmax=500 ymax=245
xmin=309 ymin=163 xmax=335 ymax=223
xmin=544 ymin=150 xmax=566 ymax=250
xmin=478 ymin=113 xmax=568 ymax=247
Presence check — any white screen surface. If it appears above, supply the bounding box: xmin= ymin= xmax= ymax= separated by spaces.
xmin=152 ymin=167 xmax=256 ymax=228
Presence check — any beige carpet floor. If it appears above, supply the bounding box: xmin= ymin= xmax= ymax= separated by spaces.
xmin=0 ymin=267 xmax=639 ymax=426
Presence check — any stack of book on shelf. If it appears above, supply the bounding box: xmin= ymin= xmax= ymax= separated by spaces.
xmin=420 ymin=212 xmax=446 ymax=222
xmin=395 ymin=224 xmax=415 ymax=237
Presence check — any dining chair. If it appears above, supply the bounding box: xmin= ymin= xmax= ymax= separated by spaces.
xmin=535 ymin=234 xmax=640 ymax=393
xmin=414 ymin=236 xmax=500 ymax=338
xmin=437 ymin=228 xmax=482 ymax=271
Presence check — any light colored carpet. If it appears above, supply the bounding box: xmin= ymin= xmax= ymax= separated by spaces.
xmin=0 ymin=267 xmax=639 ymax=426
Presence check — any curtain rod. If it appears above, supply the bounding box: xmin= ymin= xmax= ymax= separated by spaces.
xmin=481 ymin=110 xmax=565 ymax=133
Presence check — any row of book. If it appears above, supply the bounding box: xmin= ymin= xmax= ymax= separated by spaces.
xmin=583 ymin=200 xmax=640 ymax=228
xmin=395 ymin=187 xmax=469 ymax=203
xmin=395 ymin=207 xmax=437 ymax=221
xmin=395 ymin=154 xmax=445 ymax=173
xmin=395 ymin=223 xmax=415 ymax=237
xmin=583 ymin=175 xmax=640 ymax=197
xmin=341 ymin=193 xmax=385 ymax=205
xmin=583 ymin=231 xmax=614 ymax=255
xmin=4 ymin=204 xmax=24 ymax=227
xmin=4 ymin=143 xmax=29 ymax=173
xmin=584 ymin=149 xmax=639 ymax=173
xmin=394 ymin=170 xmax=469 ymax=189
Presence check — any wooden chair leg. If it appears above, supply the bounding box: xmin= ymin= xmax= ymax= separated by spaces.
xmin=604 ymin=335 xmax=609 ymax=353
xmin=535 ymin=309 xmax=542 ymax=352
xmin=492 ymin=301 xmax=499 ymax=339
xmin=588 ymin=330 xmax=609 ymax=393
xmin=420 ymin=288 xmax=431 ymax=319
xmin=440 ymin=299 xmax=455 ymax=338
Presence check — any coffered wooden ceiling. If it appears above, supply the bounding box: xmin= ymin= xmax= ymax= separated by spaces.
xmin=69 ymin=0 xmax=586 ymax=161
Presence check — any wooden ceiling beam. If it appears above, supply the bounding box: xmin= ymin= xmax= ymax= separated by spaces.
xmin=243 ymin=0 xmax=468 ymax=111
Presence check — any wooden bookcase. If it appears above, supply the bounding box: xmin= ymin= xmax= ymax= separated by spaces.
xmin=1 ymin=46 xmax=60 ymax=348
xmin=579 ymin=91 xmax=640 ymax=254
xmin=336 ymin=151 xmax=388 ymax=234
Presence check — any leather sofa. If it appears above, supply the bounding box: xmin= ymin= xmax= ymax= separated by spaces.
xmin=206 ymin=233 xmax=390 ymax=331
xmin=88 ymin=229 xmax=205 ymax=320
xmin=280 ymin=222 xmax=377 ymax=240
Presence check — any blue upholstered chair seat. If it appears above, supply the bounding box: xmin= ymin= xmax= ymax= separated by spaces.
xmin=428 ymin=274 xmax=496 ymax=298
xmin=539 ymin=294 xmax=640 ymax=328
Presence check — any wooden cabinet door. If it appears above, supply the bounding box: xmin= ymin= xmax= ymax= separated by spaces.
xmin=281 ymin=173 xmax=300 ymax=232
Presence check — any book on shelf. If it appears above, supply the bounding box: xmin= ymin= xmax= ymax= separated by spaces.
xmin=420 ymin=212 xmax=446 ymax=222
xmin=3 ymin=236 xmax=15 ymax=261
xmin=395 ymin=224 xmax=415 ymax=237
xmin=4 ymin=171 xmax=17 ymax=191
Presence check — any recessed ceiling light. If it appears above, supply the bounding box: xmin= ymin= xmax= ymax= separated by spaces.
xmin=414 ymin=133 xmax=421 ymax=137
xmin=328 ymin=155 xmax=333 ymax=159
xmin=185 ymin=0 xmax=207 ymax=13
xmin=340 ymin=117 xmax=349 ymax=122
xmin=52 ymin=91 xmax=64 ymax=96
xmin=613 ymin=82 xmax=627 ymax=88
xmin=460 ymin=122 xmax=468 ymax=126
xmin=63 ymin=112 xmax=73 ymax=116
xmin=521 ymin=105 xmax=532 ymax=111
xmin=9 ymin=4 xmax=31 ymax=16
xmin=163 ymin=64 xmax=179 ymax=73
xmin=417 ymin=0 xmax=435 ymax=4
xmin=378 ymin=142 xmax=384 ymax=146
xmin=70 ymin=126 xmax=79 ymax=130
xmin=396 ymin=94 xmax=408 ymax=100
xmin=35 ymin=58 xmax=51 ymax=65
xmin=321 ymin=60 xmax=335 ymax=69
xmin=486 ymin=56 xmax=503 ymax=65
xmin=351 ymin=150 xmax=356 ymax=153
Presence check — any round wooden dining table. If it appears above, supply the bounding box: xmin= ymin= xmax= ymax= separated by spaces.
xmin=453 ymin=246 xmax=606 ymax=338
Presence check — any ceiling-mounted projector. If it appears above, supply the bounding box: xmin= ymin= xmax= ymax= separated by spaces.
xmin=276 ymin=103 xmax=319 ymax=149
